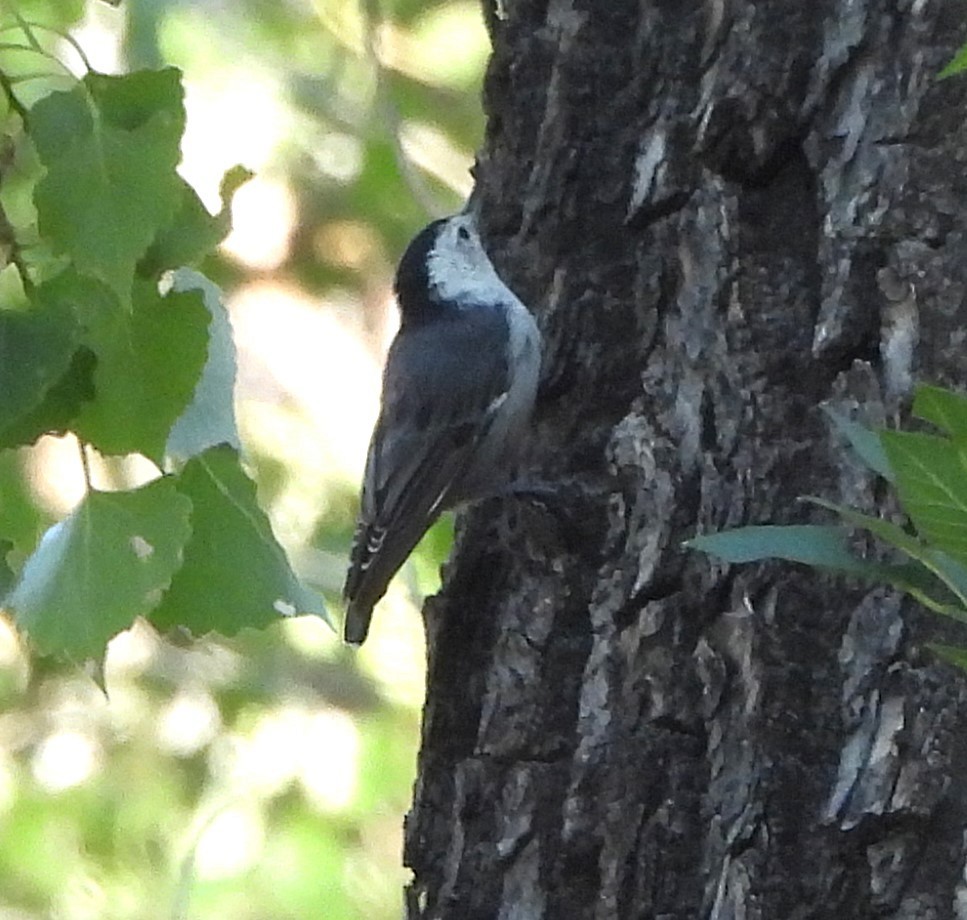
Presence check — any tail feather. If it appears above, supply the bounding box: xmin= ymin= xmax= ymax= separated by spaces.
xmin=343 ymin=523 xmax=384 ymax=644
xmin=343 ymin=595 xmax=378 ymax=646
xmin=343 ymin=516 xmax=435 ymax=644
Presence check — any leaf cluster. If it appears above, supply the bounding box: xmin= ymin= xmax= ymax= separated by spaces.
xmin=690 ymin=386 xmax=967 ymax=670
xmin=0 ymin=19 xmax=326 ymax=668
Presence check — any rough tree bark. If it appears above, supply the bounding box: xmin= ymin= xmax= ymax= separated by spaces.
xmin=404 ymin=2 xmax=967 ymax=917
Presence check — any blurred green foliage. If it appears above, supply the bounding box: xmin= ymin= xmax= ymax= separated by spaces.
xmin=0 ymin=0 xmax=488 ymax=915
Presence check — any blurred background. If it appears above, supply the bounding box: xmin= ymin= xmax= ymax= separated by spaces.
xmin=0 ymin=0 xmax=489 ymax=916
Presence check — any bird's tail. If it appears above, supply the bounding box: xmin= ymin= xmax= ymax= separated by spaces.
xmin=343 ymin=522 xmax=386 ymax=644
xmin=343 ymin=515 xmax=433 ymax=644
xmin=343 ymin=596 xmax=377 ymax=646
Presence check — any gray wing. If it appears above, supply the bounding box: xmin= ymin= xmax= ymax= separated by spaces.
xmin=343 ymin=312 xmax=509 ymax=643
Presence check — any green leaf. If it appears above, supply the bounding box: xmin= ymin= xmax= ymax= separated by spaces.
xmin=940 ymin=44 xmax=967 ymax=78
xmin=0 ymin=271 xmax=108 ymax=447
xmin=823 ymin=407 xmax=894 ymax=481
xmin=0 ymin=285 xmax=78 ymax=448
xmin=7 ymin=478 xmax=192 ymax=661
xmin=150 ymin=445 xmax=328 ymax=637
xmin=28 ymin=84 xmax=92 ymax=163
xmin=0 ymin=451 xmax=49 ymax=557
xmin=929 ymin=643 xmax=967 ymax=672
xmin=85 ymin=69 xmax=184 ymax=134
xmin=804 ymin=498 xmax=967 ymax=618
xmin=165 ymin=270 xmax=240 ymax=462
xmin=912 ymin=385 xmax=967 ymax=440
xmin=881 ymin=430 xmax=967 ymax=566
xmin=31 ymin=69 xmax=185 ymax=298
xmin=73 ymin=279 xmax=210 ymax=462
xmin=690 ymin=522 xmax=967 ymax=620
xmin=139 ymin=165 xmax=253 ymax=277
xmin=688 ymin=525 xmax=871 ymax=572
xmin=921 ymin=548 xmax=967 ymax=612
xmin=0 ymin=348 xmax=97 ymax=450
xmin=804 ymin=497 xmax=922 ymax=559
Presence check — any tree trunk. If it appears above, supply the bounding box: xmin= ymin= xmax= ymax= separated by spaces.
xmin=404 ymin=2 xmax=967 ymax=917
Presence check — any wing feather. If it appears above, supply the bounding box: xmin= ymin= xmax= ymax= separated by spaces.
xmin=343 ymin=311 xmax=508 ymax=643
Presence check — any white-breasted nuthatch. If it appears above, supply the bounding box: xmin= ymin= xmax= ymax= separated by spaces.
xmin=343 ymin=209 xmax=542 ymax=644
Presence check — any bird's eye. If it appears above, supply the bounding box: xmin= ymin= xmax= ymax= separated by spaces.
xmin=457 ymin=226 xmax=470 ymax=241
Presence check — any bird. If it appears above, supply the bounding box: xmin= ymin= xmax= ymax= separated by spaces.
xmin=342 ymin=208 xmax=542 ymax=644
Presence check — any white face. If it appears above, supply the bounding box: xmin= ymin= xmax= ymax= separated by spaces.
xmin=427 ymin=213 xmax=519 ymax=307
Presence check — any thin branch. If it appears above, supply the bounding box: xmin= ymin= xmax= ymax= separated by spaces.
xmin=4 ymin=242 xmax=35 ymax=295
xmin=0 ymin=67 xmax=29 ymax=122
xmin=9 ymin=13 xmax=44 ymax=55
xmin=0 ymin=88 xmax=35 ymax=286
xmin=11 ymin=14 xmax=93 ymax=73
